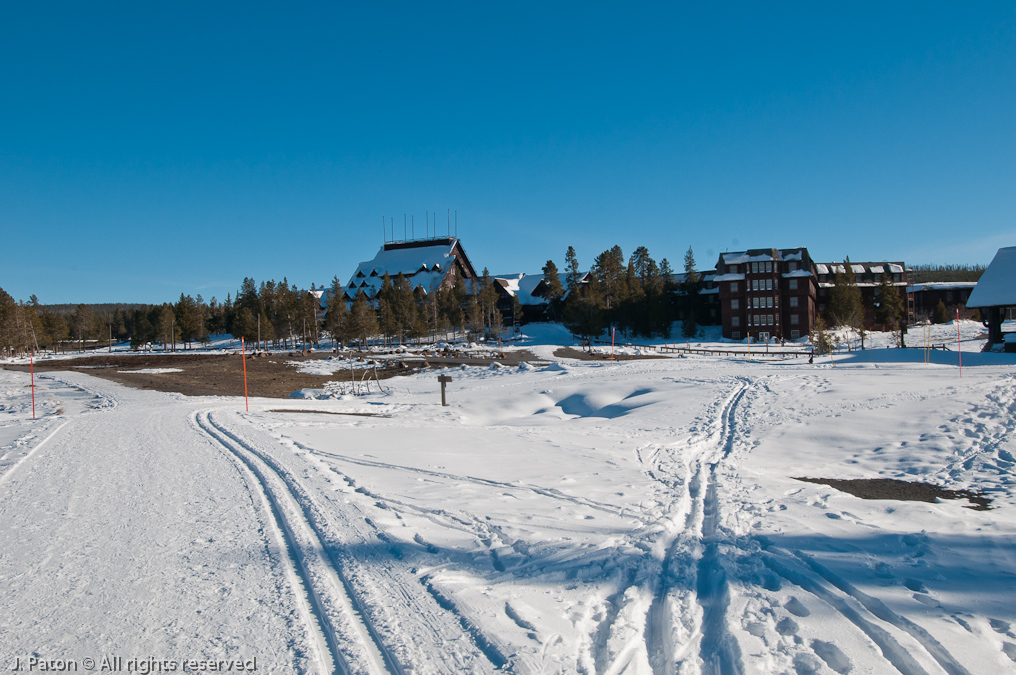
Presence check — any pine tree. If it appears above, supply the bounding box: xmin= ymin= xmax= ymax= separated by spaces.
xmin=933 ymin=299 xmax=949 ymax=324
xmin=657 ymin=257 xmax=676 ymax=339
xmin=232 ymin=307 xmax=258 ymax=343
xmin=812 ymin=316 xmax=831 ymax=355
xmin=682 ymin=247 xmax=701 ymax=338
xmin=828 ymin=259 xmax=866 ymax=347
xmin=564 ymin=246 xmax=581 ymax=296
xmin=874 ymin=273 xmax=906 ymax=346
xmin=349 ymin=292 xmax=378 ymax=347
xmin=324 ymin=277 xmax=351 ymax=347
xmin=542 ymin=260 xmax=564 ymax=320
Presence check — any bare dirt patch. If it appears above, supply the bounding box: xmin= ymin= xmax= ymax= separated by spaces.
xmin=553 ymin=347 xmax=665 ymax=361
xmin=795 ymin=477 xmax=992 ymax=511
xmin=7 ymin=349 xmax=541 ymax=399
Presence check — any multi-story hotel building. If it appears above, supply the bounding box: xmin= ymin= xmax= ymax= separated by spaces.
xmin=714 ymin=248 xmax=913 ymax=341
xmin=714 ymin=247 xmax=818 ymax=341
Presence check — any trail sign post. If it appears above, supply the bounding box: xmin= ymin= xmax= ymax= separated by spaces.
xmin=438 ymin=374 xmax=452 ymax=406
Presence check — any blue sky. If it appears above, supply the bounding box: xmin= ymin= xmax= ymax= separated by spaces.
xmin=2 ymin=2 xmax=1014 ymax=304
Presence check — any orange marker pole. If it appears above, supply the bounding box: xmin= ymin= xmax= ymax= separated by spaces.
xmin=956 ymin=309 xmax=962 ymax=378
xmin=241 ymin=337 xmax=249 ymax=411
xmin=31 ymin=353 xmax=35 ymax=419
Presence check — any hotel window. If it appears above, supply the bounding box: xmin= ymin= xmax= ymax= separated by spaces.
xmin=752 ymin=263 xmax=759 ymax=273
xmin=732 ymin=331 xmax=741 ymax=340
xmin=789 ymin=279 xmax=798 ymax=290
xmin=730 ymin=299 xmax=739 ymax=310
xmin=767 ymin=314 xmax=773 ymax=325
xmin=790 ymin=314 xmax=799 ymax=325
xmin=766 ymin=297 xmax=773 ymax=308
xmin=753 ymin=297 xmax=759 ymax=308
xmin=755 ymin=314 xmax=761 ymax=325
xmin=789 ymin=262 xmax=798 ymax=272
xmin=765 ymin=262 xmax=772 ymax=273
xmin=730 ymin=282 xmax=738 ymax=293
xmin=946 ymin=291 xmax=954 ymax=302
xmin=765 ymin=279 xmax=772 ymax=291
xmin=731 ymin=316 xmax=740 ymax=327
xmin=791 ymin=330 xmax=800 ymax=339
xmin=752 ymin=280 xmax=759 ymax=291
xmin=789 ymin=296 xmax=799 ymax=307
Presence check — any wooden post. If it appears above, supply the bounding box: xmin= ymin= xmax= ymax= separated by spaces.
xmin=438 ymin=374 xmax=452 ymax=406
xmin=31 ymin=353 xmax=35 ymax=419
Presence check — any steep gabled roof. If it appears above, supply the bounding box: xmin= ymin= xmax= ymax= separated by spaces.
xmin=966 ymin=246 xmax=1016 ymax=308
xmin=342 ymin=238 xmax=475 ymax=301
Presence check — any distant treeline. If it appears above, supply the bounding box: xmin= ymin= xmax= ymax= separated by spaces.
xmin=0 ymin=258 xmax=991 ymax=356
xmin=911 ymin=264 xmax=985 ymax=283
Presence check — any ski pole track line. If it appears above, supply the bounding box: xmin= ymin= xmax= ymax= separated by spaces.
xmin=195 ymin=411 xmax=394 ymax=675
xmin=0 ymin=419 xmax=71 ymax=486
xmin=789 ymin=549 xmax=973 ymax=675
xmin=760 ymin=552 xmax=931 ymax=675
xmin=289 ymin=440 xmax=621 ymax=514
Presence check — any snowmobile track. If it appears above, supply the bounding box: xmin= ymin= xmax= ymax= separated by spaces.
xmin=196 ymin=411 xmax=401 ymax=675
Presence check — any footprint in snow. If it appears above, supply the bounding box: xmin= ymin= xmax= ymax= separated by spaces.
xmin=776 ymin=617 xmax=798 ymax=636
xmin=784 ymin=597 xmax=810 ymax=617
xmin=810 ymin=640 xmax=853 ymax=674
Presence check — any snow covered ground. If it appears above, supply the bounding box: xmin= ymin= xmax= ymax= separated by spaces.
xmin=2 ymin=332 xmax=1015 ymax=674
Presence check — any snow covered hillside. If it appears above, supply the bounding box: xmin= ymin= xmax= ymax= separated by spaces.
xmin=1 ymin=346 xmax=1015 ymax=674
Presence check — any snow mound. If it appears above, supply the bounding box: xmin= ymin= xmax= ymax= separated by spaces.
xmin=288 ymin=388 xmax=333 ymax=400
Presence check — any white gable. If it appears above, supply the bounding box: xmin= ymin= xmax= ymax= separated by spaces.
xmin=966 ymin=246 xmax=1016 ymax=308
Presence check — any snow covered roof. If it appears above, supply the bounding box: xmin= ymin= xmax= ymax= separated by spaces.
xmin=910 ymin=282 xmax=978 ymax=292
xmin=722 ymin=252 xmax=776 ymax=264
xmin=712 ymin=273 xmax=745 ymax=282
xmin=782 ymin=270 xmax=813 ymax=278
xmin=966 ymin=246 xmax=1016 ymax=308
xmin=343 ymin=238 xmax=473 ymax=300
xmin=494 ymin=273 xmax=550 ymax=306
xmin=816 ymin=262 xmax=905 ymax=277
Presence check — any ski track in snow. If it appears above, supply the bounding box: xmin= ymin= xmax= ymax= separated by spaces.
xmin=199 ymin=410 xmax=503 ymax=674
xmin=195 ymin=411 xmax=398 ymax=675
